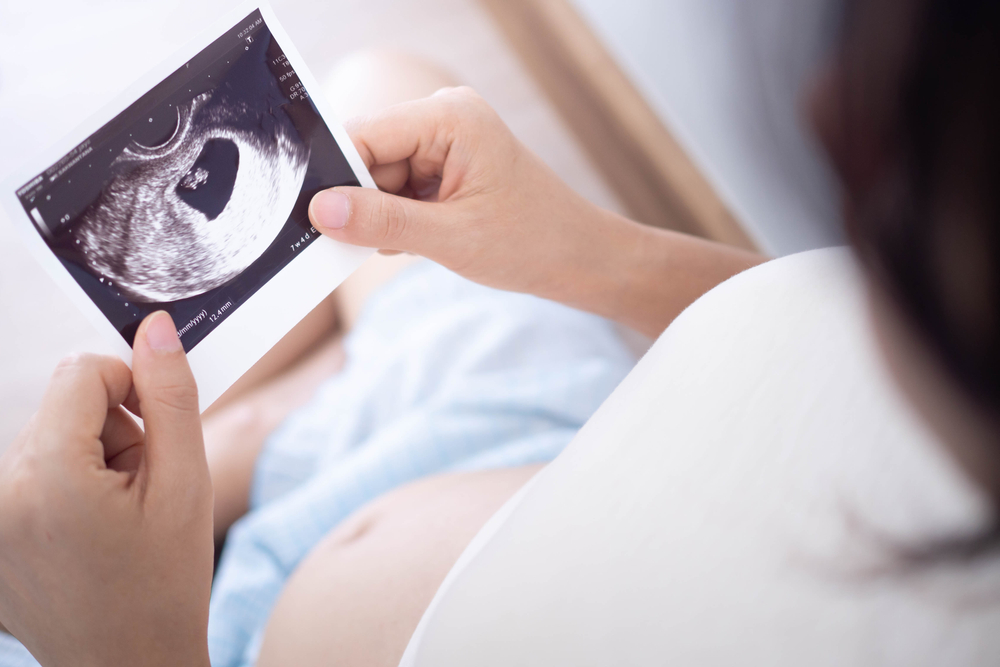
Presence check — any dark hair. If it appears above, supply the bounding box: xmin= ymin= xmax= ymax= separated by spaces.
xmin=838 ymin=0 xmax=1000 ymax=561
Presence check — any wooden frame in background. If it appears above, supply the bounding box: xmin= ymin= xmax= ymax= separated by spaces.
xmin=480 ymin=0 xmax=758 ymax=251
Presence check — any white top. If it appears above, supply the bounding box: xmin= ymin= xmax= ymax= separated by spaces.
xmin=401 ymin=248 xmax=1000 ymax=666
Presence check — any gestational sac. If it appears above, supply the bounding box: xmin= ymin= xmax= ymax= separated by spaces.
xmin=74 ymin=56 xmax=310 ymax=303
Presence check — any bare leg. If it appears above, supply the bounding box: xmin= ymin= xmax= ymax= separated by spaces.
xmin=205 ymin=52 xmax=459 ymax=541
xmin=256 ymin=465 xmax=544 ymax=667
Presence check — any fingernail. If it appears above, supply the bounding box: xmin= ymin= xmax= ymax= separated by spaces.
xmin=311 ymin=190 xmax=350 ymax=231
xmin=144 ymin=311 xmax=182 ymax=353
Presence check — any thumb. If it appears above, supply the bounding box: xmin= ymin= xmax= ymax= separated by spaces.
xmin=131 ymin=311 xmax=206 ymax=482
xmin=309 ymin=187 xmax=447 ymax=255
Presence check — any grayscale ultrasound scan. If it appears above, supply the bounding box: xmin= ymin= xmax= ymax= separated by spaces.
xmin=76 ymin=84 xmax=310 ymax=303
xmin=14 ymin=10 xmax=359 ymax=351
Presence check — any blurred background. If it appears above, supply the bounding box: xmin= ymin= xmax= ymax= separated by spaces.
xmin=0 ymin=0 xmax=842 ymax=449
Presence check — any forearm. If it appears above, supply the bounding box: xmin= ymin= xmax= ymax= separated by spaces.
xmin=551 ymin=203 xmax=767 ymax=339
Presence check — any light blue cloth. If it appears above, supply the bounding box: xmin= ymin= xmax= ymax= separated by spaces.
xmin=0 ymin=635 xmax=33 ymax=667
xmin=0 ymin=261 xmax=635 ymax=667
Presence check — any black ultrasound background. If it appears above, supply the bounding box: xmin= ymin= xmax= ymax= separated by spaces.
xmin=16 ymin=11 xmax=359 ymax=352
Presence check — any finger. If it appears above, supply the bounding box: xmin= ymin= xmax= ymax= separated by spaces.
xmin=346 ymin=90 xmax=472 ymax=175
xmin=123 ymin=385 xmax=142 ymax=420
xmin=131 ymin=312 xmax=207 ymax=484
xmin=368 ymin=164 xmax=443 ymax=203
xmin=100 ymin=405 xmax=144 ymax=464
xmin=35 ymin=354 xmax=133 ymax=458
xmin=106 ymin=441 xmax=145 ymax=475
xmin=309 ymin=187 xmax=457 ymax=257
xmin=370 ymin=161 xmax=411 ymax=194
xmin=345 ymin=101 xmax=435 ymax=170
xmin=395 ymin=183 xmax=418 ymax=201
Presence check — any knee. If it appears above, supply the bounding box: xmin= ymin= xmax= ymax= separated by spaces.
xmin=322 ymin=50 xmax=460 ymax=120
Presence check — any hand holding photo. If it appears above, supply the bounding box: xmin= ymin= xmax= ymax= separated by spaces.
xmin=2 ymin=3 xmax=376 ymax=410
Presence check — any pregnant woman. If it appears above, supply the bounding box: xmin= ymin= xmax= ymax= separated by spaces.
xmin=0 ymin=0 xmax=997 ymax=665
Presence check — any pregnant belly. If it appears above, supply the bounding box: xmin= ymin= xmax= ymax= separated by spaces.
xmin=256 ymin=465 xmax=544 ymax=667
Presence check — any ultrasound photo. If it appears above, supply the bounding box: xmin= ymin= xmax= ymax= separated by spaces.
xmin=14 ymin=9 xmax=360 ymax=351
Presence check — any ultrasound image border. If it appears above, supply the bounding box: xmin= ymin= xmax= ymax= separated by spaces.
xmin=22 ymin=13 xmax=322 ymax=339
xmin=2 ymin=2 xmax=377 ymax=411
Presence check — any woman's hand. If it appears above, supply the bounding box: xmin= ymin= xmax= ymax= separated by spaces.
xmin=310 ymin=87 xmax=764 ymax=338
xmin=311 ymin=86 xmax=611 ymax=296
xmin=0 ymin=312 xmax=213 ymax=667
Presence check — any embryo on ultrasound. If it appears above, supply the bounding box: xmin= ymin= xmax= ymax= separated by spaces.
xmin=73 ymin=50 xmax=310 ymax=303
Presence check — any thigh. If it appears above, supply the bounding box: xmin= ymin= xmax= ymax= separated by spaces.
xmin=255 ymin=465 xmax=544 ymax=667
